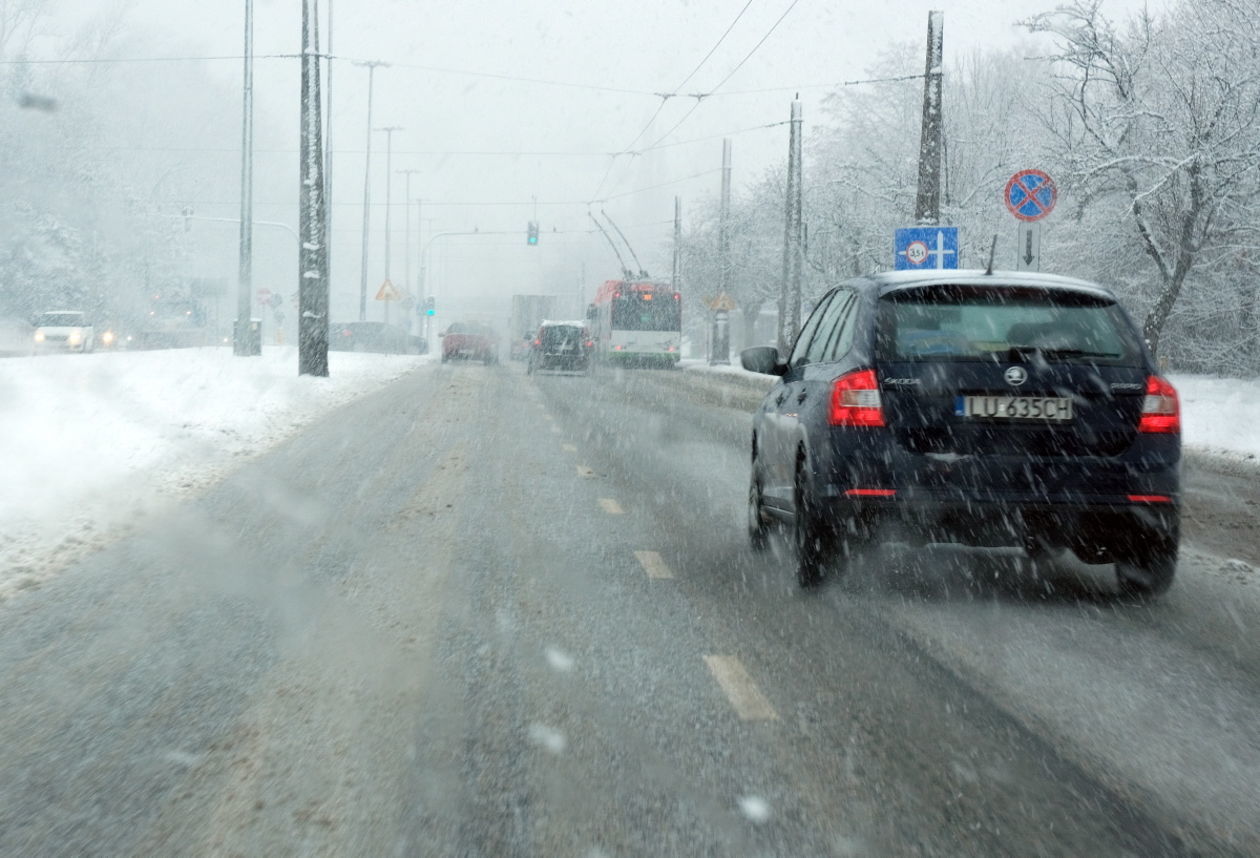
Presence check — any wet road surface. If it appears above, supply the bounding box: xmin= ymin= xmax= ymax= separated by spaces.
xmin=0 ymin=361 xmax=1257 ymax=856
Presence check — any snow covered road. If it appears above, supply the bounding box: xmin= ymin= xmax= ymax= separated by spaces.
xmin=0 ymin=347 xmax=428 ymax=601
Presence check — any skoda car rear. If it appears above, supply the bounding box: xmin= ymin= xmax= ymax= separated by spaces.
xmin=742 ymin=271 xmax=1180 ymax=599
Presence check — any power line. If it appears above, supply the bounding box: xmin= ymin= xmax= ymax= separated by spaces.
xmin=644 ymin=0 xmax=803 ymax=152
xmin=0 ymin=53 xmax=296 ymax=65
xmin=674 ymin=0 xmax=758 ymax=93
xmin=714 ymin=72 xmax=927 ymax=96
xmin=635 ymin=119 xmax=789 ymax=155
xmin=589 ymin=0 xmax=760 ymax=203
xmin=338 ymin=56 xmax=660 ymax=97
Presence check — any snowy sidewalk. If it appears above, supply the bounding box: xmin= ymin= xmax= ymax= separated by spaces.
xmin=0 ymin=346 xmax=429 ymax=600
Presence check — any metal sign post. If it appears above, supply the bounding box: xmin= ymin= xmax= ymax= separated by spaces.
xmin=1005 ymin=169 xmax=1056 ymax=272
xmin=1016 ymin=222 xmax=1041 ymax=271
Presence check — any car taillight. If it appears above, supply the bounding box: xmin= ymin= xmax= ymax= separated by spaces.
xmin=584 ymin=340 xmax=594 ymax=348
xmin=533 ymin=338 xmax=541 ymax=346
xmin=829 ymin=369 xmax=885 ymax=427
xmin=1137 ymin=375 xmax=1179 ymax=434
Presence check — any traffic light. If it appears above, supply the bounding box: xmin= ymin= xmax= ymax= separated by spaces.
xmin=423 ymin=296 xmax=436 ymax=316
xmin=527 ymin=221 xmax=539 ymax=246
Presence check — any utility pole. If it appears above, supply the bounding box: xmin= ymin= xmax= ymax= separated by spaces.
xmin=298 ymin=0 xmax=328 ymax=376
xmin=354 ymin=60 xmax=387 ymax=321
xmin=671 ymin=195 xmax=682 ymax=293
xmin=234 ymin=0 xmax=258 ymax=356
xmin=914 ymin=10 xmax=944 ymax=225
xmin=378 ymin=125 xmax=402 ymax=326
xmin=779 ymin=98 xmax=804 ymax=352
xmin=718 ymin=139 xmax=732 ymax=298
xmin=323 ymin=0 xmax=334 ymax=307
xmin=399 ymin=169 xmax=421 ymax=330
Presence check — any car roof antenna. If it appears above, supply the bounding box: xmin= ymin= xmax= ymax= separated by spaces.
xmin=984 ymin=233 xmax=998 ymax=275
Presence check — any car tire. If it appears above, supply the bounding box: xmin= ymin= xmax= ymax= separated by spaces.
xmin=793 ymin=469 xmax=828 ymax=588
xmin=1116 ymin=547 xmax=1177 ymax=600
xmin=748 ymin=472 xmax=771 ymax=551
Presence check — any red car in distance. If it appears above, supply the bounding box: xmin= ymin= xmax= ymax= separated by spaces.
xmin=440 ymin=322 xmax=499 ymax=364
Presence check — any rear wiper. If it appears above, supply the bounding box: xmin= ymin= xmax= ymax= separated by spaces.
xmin=1005 ymin=346 xmax=1118 ymax=362
xmin=1038 ymin=348 xmax=1120 ymax=360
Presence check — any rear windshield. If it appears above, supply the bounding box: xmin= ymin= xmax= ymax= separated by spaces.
xmin=611 ymin=293 xmax=681 ymax=331
xmin=36 ymin=312 xmax=85 ymax=327
xmin=877 ymin=285 xmax=1142 ymax=364
xmin=542 ymin=325 xmax=584 ymax=345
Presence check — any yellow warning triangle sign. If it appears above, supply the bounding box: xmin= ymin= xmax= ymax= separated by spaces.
xmin=375 ymin=278 xmax=402 ymax=301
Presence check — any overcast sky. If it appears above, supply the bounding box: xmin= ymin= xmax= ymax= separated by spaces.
xmin=42 ymin=0 xmax=1162 ymax=324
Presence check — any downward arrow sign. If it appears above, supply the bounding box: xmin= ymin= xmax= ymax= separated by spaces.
xmin=1023 ymin=228 xmax=1035 ymax=265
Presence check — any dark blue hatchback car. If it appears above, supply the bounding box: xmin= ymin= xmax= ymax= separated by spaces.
xmin=741 ymin=270 xmax=1180 ymax=598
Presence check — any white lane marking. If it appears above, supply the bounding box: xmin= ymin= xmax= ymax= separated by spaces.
xmin=562 ymin=443 xmax=577 ymax=453
xmin=634 ymin=550 xmax=673 ymax=580
xmin=598 ymin=498 xmax=624 ymax=515
xmin=551 ymin=425 xmax=561 ymax=434
xmin=576 ymin=465 xmax=595 ymax=478
xmin=543 ymin=412 xmax=554 ymax=422
xmin=703 ymin=655 xmax=779 ymax=721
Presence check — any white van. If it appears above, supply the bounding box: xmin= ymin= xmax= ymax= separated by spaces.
xmin=33 ymin=311 xmax=95 ymax=353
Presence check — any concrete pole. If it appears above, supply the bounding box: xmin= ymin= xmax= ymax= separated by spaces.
xmin=718 ymin=139 xmax=732 ymax=297
xmin=914 ymin=11 xmax=944 ymax=225
xmin=379 ymin=126 xmax=402 ymax=326
xmin=671 ymin=195 xmax=682 ymax=293
xmin=323 ymin=0 xmax=333 ymax=306
xmin=233 ymin=0 xmax=256 ymax=356
xmin=298 ymin=0 xmax=328 ymax=376
xmin=354 ymin=60 xmax=387 ymax=321
xmin=785 ymin=99 xmax=804 ymax=348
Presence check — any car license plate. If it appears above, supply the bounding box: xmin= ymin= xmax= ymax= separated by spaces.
xmin=955 ymin=395 xmax=1073 ymax=421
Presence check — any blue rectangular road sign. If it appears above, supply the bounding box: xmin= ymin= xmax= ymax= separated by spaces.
xmin=894 ymin=226 xmax=959 ymax=270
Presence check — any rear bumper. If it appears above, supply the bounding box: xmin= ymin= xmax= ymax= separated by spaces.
xmin=536 ymin=354 xmax=589 ymax=370
xmin=803 ymin=430 xmax=1180 ymax=556
xmin=814 ymin=493 xmax=1178 ymax=558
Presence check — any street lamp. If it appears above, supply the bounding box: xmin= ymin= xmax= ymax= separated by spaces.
xmin=398 ymin=169 xmax=421 ymax=329
xmin=353 ymin=60 xmax=388 ymax=321
xmin=377 ymin=125 xmax=403 ymax=326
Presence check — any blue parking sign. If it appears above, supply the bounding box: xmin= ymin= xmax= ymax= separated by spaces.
xmin=894 ymin=227 xmax=959 ymax=270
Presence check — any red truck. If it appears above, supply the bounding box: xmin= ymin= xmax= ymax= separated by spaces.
xmin=440 ymin=322 xmax=499 ymax=364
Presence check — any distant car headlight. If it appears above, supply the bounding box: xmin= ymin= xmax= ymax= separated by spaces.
xmin=67 ymin=330 xmax=83 ymax=345
xmin=34 ymin=330 xmax=45 ymax=342
xmin=101 ymin=330 xmax=116 ymax=346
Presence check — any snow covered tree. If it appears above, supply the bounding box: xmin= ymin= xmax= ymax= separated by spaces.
xmin=1026 ymin=0 xmax=1260 ymax=357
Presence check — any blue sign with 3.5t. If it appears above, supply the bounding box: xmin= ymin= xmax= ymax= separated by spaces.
xmin=894 ymin=227 xmax=959 ymax=270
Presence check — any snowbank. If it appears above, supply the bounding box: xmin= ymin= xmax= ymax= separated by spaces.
xmin=1171 ymin=374 xmax=1260 ymax=462
xmin=0 ymin=346 xmax=428 ymax=599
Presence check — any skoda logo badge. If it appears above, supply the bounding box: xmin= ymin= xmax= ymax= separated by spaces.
xmin=1004 ymin=366 xmax=1028 ymax=387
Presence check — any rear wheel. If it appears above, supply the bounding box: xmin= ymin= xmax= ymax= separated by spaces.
xmin=793 ymin=472 xmax=828 ymax=588
xmin=747 ymin=472 xmax=770 ymax=551
xmin=1116 ymin=547 xmax=1177 ymax=600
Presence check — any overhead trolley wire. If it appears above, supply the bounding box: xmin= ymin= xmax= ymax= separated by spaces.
xmin=588 ymin=0 xmax=759 ymax=204
xmin=643 ymin=0 xmax=803 ymax=151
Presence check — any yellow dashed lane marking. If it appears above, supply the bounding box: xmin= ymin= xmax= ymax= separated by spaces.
xmin=598 ymin=498 xmax=624 ymax=515
xmin=703 ymin=655 xmax=779 ymax=721
xmin=562 ymin=443 xmax=577 ymax=453
xmin=634 ymin=550 xmax=673 ymax=580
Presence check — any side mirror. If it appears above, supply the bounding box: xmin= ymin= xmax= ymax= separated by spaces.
xmin=740 ymin=345 xmax=787 ymax=376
